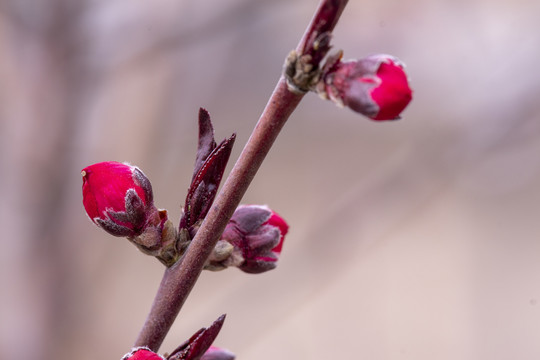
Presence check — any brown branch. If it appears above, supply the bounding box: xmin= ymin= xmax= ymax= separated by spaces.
xmin=134 ymin=0 xmax=349 ymax=351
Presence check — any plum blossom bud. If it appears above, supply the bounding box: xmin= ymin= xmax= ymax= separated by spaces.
xmin=122 ymin=347 xmax=165 ymax=360
xmin=82 ymin=161 xmax=157 ymax=237
xmin=82 ymin=161 xmax=180 ymax=266
xmin=217 ymin=205 xmax=289 ymax=274
xmin=201 ymin=346 xmax=235 ymax=360
xmin=320 ymin=54 xmax=412 ymax=121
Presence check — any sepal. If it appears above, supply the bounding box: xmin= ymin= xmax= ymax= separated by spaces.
xmin=200 ymin=347 xmax=235 ymax=360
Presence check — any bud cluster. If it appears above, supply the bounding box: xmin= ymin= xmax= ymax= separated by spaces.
xmin=81 ymin=110 xmax=289 ymax=272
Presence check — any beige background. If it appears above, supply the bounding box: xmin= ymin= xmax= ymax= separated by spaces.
xmin=1 ymin=0 xmax=540 ymax=359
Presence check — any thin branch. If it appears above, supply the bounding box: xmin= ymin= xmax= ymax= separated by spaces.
xmin=134 ymin=0 xmax=349 ymax=351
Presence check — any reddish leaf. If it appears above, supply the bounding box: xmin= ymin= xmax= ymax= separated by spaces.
xmin=167 ymin=315 xmax=226 ymax=360
xmin=192 ymin=108 xmax=217 ymax=181
xmin=180 ymin=133 xmax=236 ymax=231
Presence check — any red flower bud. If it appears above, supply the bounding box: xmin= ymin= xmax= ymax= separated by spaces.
xmin=122 ymin=347 xmax=165 ymax=360
xmin=81 ymin=161 xmax=156 ymax=237
xmin=321 ymin=54 xmax=412 ymax=121
xmin=220 ymin=205 xmax=289 ymax=274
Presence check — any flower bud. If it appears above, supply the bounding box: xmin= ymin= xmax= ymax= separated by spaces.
xmin=320 ymin=54 xmax=412 ymax=120
xmin=218 ymin=205 xmax=289 ymax=274
xmin=201 ymin=346 xmax=235 ymax=360
xmin=82 ymin=161 xmax=156 ymax=237
xmin=122 ymin=347 xmax=164 ymax=360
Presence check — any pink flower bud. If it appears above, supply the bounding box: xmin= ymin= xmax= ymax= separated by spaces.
xmin=221 ymin=205 xmax=289 ymax=274
xmin=201 ymin=346 xmax=235 ymax=360
xmin=122 ymin=347 xmax=165 ymax=360
xmin=321 ymin=54 xmax=412 ymax=121
xmin=81 ymin=161 xmax=156 ymax=237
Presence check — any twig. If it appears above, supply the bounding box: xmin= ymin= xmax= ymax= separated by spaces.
xmin=134 ymin=0 xmax=349 ymax=351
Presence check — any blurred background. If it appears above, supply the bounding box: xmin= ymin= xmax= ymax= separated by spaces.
xmin=1 ymin=0 xmax=540 ymax=359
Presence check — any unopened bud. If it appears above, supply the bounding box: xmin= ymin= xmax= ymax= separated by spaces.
xmin=217 ymin=205 xmax=289 ymax=274
xmin=122 ymin=347 xmax=164 ymax=360
xmin=319 ymin=54 xmax=412 ymax=120
xmin=82 ymin=161 xmax=179 ymax=266
xmin=82 ymin=161 xmax=156 ymax=237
